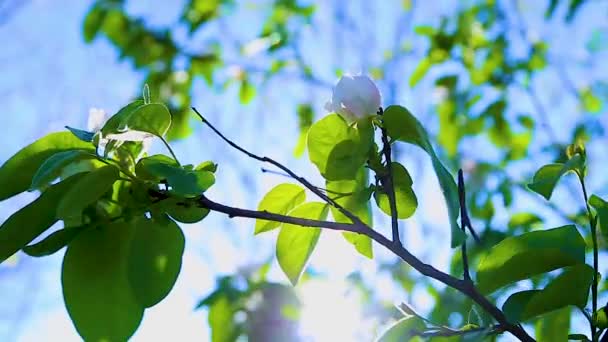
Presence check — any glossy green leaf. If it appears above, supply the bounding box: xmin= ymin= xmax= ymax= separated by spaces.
xmin=0 ymin=174 xmax=85 ymax=263
xmin=276 ymin=202 xmax=329 ymax=285
xmin=383 ymin=105 xmax=464 ymax=247
xmin=377 ymin=316 xmax=426 ymax=342
xmin=23 ymin=225 xmax=87 ymax=257
xmin=138 ymin=159 xmax=215 ymax=197
xmin=255 ymin=183 xmax=306 ymax=234
xmin=136 ymin=154 xmax=178 ymax=180
xmin=101 ymin=100 xmax=145 ymax=136
xmin=0 ymin=132 xmax=94 ymax=201
xmin=123 ymin=103 xmax=172 ymax=138
xmin=374 ymin=162 xmax=418 ymax=219
xmin=535 ymin=307 xmax=571 ymax=342
xmin=128 ymin=216 xmax=185 ymax=307
xmin=30 ymin=150 xmax=97 ymax=190
xmin=327 ymin=169 xmax=374 ymax=258
xmin=62 ymin=221 xmax=144 ymax=341
xmin=476 ymin=225 xmax=586 ymax=294
xmin=65 ymin=126 xmax=95 ymax=142
xmin=159 ymin=198 xmax=209 ymax=224
xmin=589 ymin=195 xmax=608 ymax=242
xmin=503 ymin=264 xmax=593 ymax=323
xmin=56 ymin=165 xmax=119 ymax=222
xmin=307 ymin=114 xmax=373 ymax=181
xmin=528 ymin=155 xmax=584 ymax=200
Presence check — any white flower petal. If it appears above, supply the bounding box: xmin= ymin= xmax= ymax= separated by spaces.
xmin=325 ymin=74 xmax=382 ymax=122
xmin=87 ymin=108 xmax=108 ymax=132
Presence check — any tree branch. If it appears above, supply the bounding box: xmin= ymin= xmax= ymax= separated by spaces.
xmin=192 ymin=106 xmax=534 ymax=341
xmin=192 ymin=107 xmax=369 ymax=229
xmin=458 ymin=169 xmax=472 ymax=281
xmin=198 ymin=193 xmax=534 ymax=341
xmin=379 ymin=107 xmax=401 ymax=244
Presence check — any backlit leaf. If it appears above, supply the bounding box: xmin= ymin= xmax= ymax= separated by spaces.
xmin=476 ymin=225 xmax=586 ymax=294
xmin=503 ymin=264 xmax=593 ymax=323
xmin=62 ymin=221 xmax=144 ymax=341
xmin=255 ymin=183 xmax=306 ymax=234
xmin=0 ymin=132 xmax=94 ymax=201
xmin=276 ymin=202 xmax=329 ymax=285
xmin=128 ymin=215 xmax=185 ymax=307
xmin=383 ymin=105 xmax=464 ymax=247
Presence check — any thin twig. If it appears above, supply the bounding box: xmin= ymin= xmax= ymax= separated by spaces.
xmin=379 ymin=107 xmax=401 ymax=245
xmin=458 ymin=169 xmax=472 ymax=281
xmin=192 ymin=107 xmax=368 ymax=228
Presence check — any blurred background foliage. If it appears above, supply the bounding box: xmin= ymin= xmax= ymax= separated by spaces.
xmin=1 ymin=0 xmax=608 ymax=340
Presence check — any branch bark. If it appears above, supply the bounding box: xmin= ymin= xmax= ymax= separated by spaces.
xmin=198 ymin=194 xmax=534 ymax=342
xmin=192 ymin=107 xmax=535 ymax=341
xmin=379 ymin=107 xmax=401 ymax=244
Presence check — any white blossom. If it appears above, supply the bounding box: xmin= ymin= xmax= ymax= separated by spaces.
xmin=325 ymin=74 xmax=381 ymax=122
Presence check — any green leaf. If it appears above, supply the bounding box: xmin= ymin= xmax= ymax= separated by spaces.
xmin=0 ymin=174 xmax=85 ymax=263
xmin=123 ymin=103 xmax=172 ymax=138
xmin=23 ymin=225 xmax=87 ymax=257
xmin=255 ymin=183 xmax=306 ymax=234
xmin=239 ymin=78 xmax=256 ymax=104
xmin=327 ymin=169 xmax=374 ymax=258
xmin=127 ymin=215 xmax=185 ymax=307
xmin=307 ymin=114 xmax=373 ymax=181
xmin=409 ymin=57 xmax=432 ymax=87
xmin=62 ymin=222 xmax=144 ymax=341
xmin=508 ymin=212 xmax=543 ymax=231
xmin=535 ymin=307 xmax=571 ymax=342
xmin=383 ymin=105 xmax=464 ymax=247
xmin=56 ymin=165 xmax=120 ymax=222
xmin=503 ymin=264 xmax=593 ymax=323
xmin=374 ymin=162 xmax=418 ymax=219
xmin=276 ymin=202 xmax=329 ymax=285
xmin=0 ymin=132 xmax=94 ymax=201
xmin=158 ymin=198 xmax=209 ymax=224
xmin=476 ymin=225 xmax=586 ymax=294
xmin=138 ymin=159 xmax=215 ymax=197
xmin=136 ymin=154 xmax=178 ymax=180
xmin=581 ymin=88 xmax=602 ymax=114
xmin=101 ymin=100 xmax=145 ymax=136
xmin=208 ymin=295 xmax=237 ymax=342
xmin=83 ymin=4 xmax=107 ymax=43
xmin=528 ymin=155 xmax=584 ymax=200
xmin=65 ymin=126 xmax=95 ymax=142
xmin=377 ymin=316 xmax=426 ymax=342
xmin=590 ymin=195 xmax=608 ymax=243
xmin=30 ymin=150 xmax=98 ymax=190
xmin=568 ymin=334 xmax=590 ymax=341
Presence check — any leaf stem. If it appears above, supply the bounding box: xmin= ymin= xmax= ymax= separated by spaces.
xmin=160 ymin=136 xmax=181 ymax=166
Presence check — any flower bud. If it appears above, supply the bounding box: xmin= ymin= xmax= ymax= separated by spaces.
xmin=324 ymin=74 xmax=381 ymax=122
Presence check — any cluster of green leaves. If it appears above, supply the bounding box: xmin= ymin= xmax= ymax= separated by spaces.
xmin=0 ymin=99 xmax=217 ymax=340
xmin=83 ymin=0 xmax=315 ymax=140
